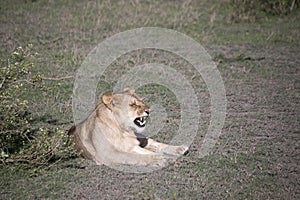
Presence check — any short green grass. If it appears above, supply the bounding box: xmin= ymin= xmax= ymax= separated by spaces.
xmin=1 ymin=0 xmax=299 ymax=199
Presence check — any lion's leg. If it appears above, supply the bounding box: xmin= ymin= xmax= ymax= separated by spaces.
xmin=92 ymin=135 xmax=173 ymax=167
xmin=96 ymin=147 xmax=171 ymax=167
xmin=144 ymin=138 xmax=189 ymax=156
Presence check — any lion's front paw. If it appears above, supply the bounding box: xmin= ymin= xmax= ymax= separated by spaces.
xmin=176 ymin=145 xmax=189 ymax=155
xmin=162 ymin=145 xmax=189 ymax=156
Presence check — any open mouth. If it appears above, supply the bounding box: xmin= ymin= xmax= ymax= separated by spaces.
xmin=134 ymin=116 xmax=148 ymax=128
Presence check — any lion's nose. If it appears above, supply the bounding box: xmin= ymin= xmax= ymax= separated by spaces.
xmin=145 ymin=110 xmax=150 ymax=115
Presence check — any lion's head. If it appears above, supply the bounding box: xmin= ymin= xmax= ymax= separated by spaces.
xmin=101 ymin=88 xmax=150 ymax=133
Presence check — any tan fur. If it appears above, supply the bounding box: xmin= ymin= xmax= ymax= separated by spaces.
xmin=68 ymin=88 xmax=188 ymax=167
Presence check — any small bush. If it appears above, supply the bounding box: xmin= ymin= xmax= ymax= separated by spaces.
xmin=0 ymin=45 xmax=76 ymax=166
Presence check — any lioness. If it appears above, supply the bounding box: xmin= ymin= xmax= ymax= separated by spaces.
xmin=68 ymin=88 xmax=189 ymax=167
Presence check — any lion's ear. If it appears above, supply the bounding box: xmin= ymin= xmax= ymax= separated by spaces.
xmin=123 ymin=87 xmax=135 ymax=95
xmin=102 ymin=93 xmax=114 ymax=110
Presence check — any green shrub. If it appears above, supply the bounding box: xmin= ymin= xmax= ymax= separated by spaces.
xmin=0 ymin=45 xmax=76 ymax=166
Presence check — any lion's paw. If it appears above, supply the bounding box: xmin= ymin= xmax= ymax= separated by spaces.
xmin=176 ymin=145 xmax=189 ymax=155
xmin=162 ymin=145 xmax=189 ymax=156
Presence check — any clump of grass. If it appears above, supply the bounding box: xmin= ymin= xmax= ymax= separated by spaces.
xmin=229 ymin=0 xmax=299 ymax=23
xmin=260 ymin=0 xmax=299 ymax=15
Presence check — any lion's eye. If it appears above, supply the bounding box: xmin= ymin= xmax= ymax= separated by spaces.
xmin=130 ymin=102 xmax=141 ymax=109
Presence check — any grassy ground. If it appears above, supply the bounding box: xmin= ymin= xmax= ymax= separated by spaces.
xmin=1 ymin=0 xmax=299 ymax=199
